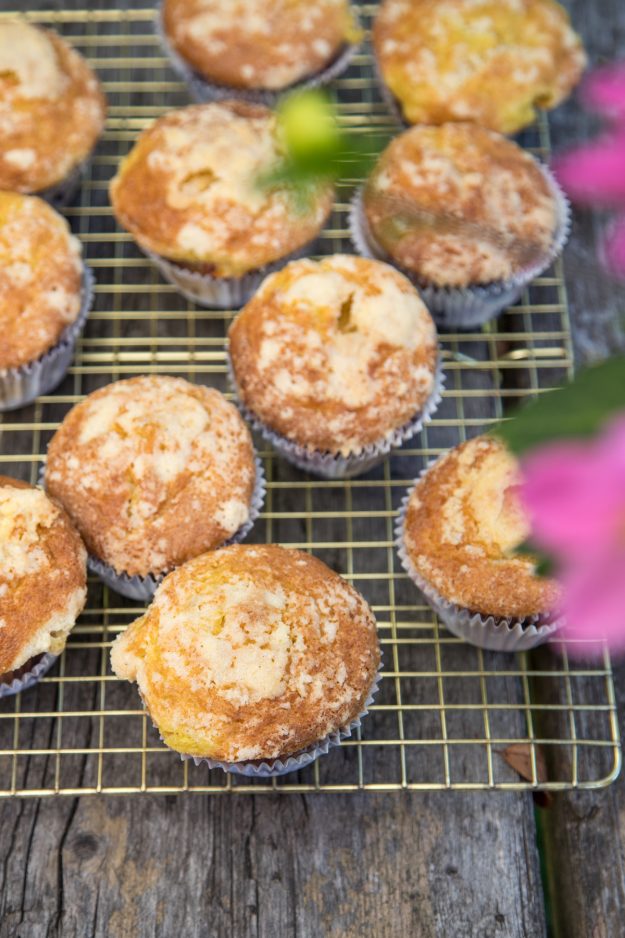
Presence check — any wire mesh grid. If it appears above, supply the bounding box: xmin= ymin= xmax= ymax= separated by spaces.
xmin=0 ymin=1 xmax=620 ymax=797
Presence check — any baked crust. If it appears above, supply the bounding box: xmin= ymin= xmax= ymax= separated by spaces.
xmin=0 ymin=192 xmax=83 ymax=370
xmin=229 ymin=255 xmax=438 ymax=454
xmin=363 ymin=123 xmax=558 ymax=287
xmin=111 ymin=544 xmax=380 ymax=762
xmin=0 ymin=22 xmax=106 ymax=193
xmin=0 ymin=475 xmax=87 ymax=675
xmin=162 ymin=0 xmax=360 ymax=90
xmin=109 ymin=101 xmax=333 ymax=278
xmin=373 ymin=0 xmax=586 ymax=134
xmin=402 ymin=436 xmax=560 ymax=619
xmin=44 ymin=376 xmax=257 ymax=578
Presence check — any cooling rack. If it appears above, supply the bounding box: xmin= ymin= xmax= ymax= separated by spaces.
xmin=0 ymin=1 xmax=620 ymax=797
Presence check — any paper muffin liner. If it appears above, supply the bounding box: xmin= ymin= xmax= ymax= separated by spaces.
xmin=57 ymin=453 xmax=266 ymax=603
xmin=179 ymin=660 xmax=382 ymax=777
xmin=156 ymin=6 xmax=361 ymax=106
xmin=145 ymin=241 xmax=316 ymax=310
xmin=395 ymin=469 xmax=562 ymax=652
xmin=228 ymin=354 xmax=445 ymax=479
xmin=37 ymin=152 xmax=93 ymax=211
xmin=0 ymin=653 xmax=58 ymax=699
xmin=349 ymin=165 xmax=571 ymax=330
xmin=0 ymin=265 xmax=95 ymax=412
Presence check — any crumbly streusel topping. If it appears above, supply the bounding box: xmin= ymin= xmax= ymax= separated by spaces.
xmin=402 ymin=436 xmax=560 ymax=618
xmin=0 ymin=192 xmax=83 ymax=370
xmin=44 ymin=376 xmax=257 ymax=578
xmin=364 ymin=123 xmax=558 ymax=287
xmin=373 ymin=0 xmax=586 ymax=134
xmin=162 ymin=0 xmax=360 ymax=91
xmin=229 ymin=255 xmax=438 ymax=454
xmin=0 ymin=22 xmax=106 ymax=193
xmin=111 ymin=544 xmax=380 ymax=762
xmin=110 ymin=102 xmax=333 ymax=277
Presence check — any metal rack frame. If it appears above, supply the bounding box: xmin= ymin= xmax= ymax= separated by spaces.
xmin=0 ymin=2 xmax=620 ymax=797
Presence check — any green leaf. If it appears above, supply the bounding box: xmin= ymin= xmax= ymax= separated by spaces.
xmin=492 ymin=355 xmax=625 ymax=455
xmin=509 ymin=540 xmax=557 ymax=578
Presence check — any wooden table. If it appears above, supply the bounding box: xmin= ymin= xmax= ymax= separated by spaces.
xmin=1 ymin=2 xmax=625 ymax=935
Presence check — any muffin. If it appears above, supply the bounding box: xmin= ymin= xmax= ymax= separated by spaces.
xmin=0 ymin=191 xmax=93 ymax=411
xmin=44 ymin=376 xmax=264 ymax=601
xmin=228 ymin=255 xmax=442 ymax=478
xmin=351 ymin=123 xmax=569 ymax=328
xmin=160 ymin=0 xmax=361 ymax=103
xmin=0 ymin=476 xmax=87 ymax=696
xmin=373 ymin=0 xmax=586 ymax=134
xmin=110 ymin=544 xmax=381 ymax=773
xmin=0 ymin=20 xmax=106 ymax=204
xmin=109 ymin=101 xmax=334 ymax=308
xmin=396 ymin=435 xmax=562 ymax=651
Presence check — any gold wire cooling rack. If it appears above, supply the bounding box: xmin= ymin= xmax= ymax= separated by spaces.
xmin=0 ymin=1 xmax=620 ymax=797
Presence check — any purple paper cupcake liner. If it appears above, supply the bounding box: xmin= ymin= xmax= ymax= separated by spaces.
xmin=180 ymin=661 xmax=382 ymax=777
xmin=0 ymin=264 xmax=95 ymax=412
xmin=349 ymin=163 xmax=571 ymax=330
xmin=61 ymin=453 xmax=266 ymax=602
xmin=0 ymin=653 xmax=58 ymax=699
xmin=145 ymin=240 xmax=318 ymax=310
xmin=228 ymin=354 xmax=445 ymax=479
xmin=395 ymin=466 xmax=562 ymax=652
xmin=156 ymin=5 xmax=361 ymax=106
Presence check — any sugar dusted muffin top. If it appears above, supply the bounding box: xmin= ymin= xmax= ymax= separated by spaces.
xmin=109 ymin=102 xmax=333 ymax=278
xmin=44 ymin=376 xmax=257 ymax=578
xmin=402 ymin=436 xmax=560 ymax=619
xmin=0 ymin=192 xmax=83 ymax=370
xmin=111 ymin=544 xmax=380 ymax=762
xmin=162 ymin=0 xmax=361 ymax=91
xmin=0 ymin=21 xmax=106 ymax=193
xmin=363 ymin=123 xmax=558 ymax=288
xmin=0 ymin=476 xmax=87 ymax=676
xmin=373 ymin=0 xmax=586 ymax=134
xmin=229 ymin=255 xmax=438 ymax=455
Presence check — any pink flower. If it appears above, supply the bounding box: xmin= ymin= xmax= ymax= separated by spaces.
xmin=520 ymin=417 xmax=625 ymax=657
xmin=581 ymin=63 xmax=625 ymax=122
xmin=552 ymin=61 xmax=625 ymax=280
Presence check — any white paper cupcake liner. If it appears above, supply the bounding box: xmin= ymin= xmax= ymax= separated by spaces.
xmin=228 ymin=354 xmax=445 ymax=479
xmin=145 ymin=241 xmax=317 ymax=309
xmin=395 ymin=467 xmax=562 ymax=652
xmin=374 ymin=57 xmax=408 ymax=128
xmin=75 ymin=453 xmax=266 ymax=602
xmin=180 ymin=661 xmax=382 ymax=777
xmin=37 ymin=153 xmax=92 ymax=210
xmin=0 ymin=653 xmax=57 ymax=699
xmin=349 ymin=166 xmax=571 ymax=329
xmin=156 ymin=6 xmax=360 ymax=105
xmin=0 ymin=265 xmax=95 ymax=412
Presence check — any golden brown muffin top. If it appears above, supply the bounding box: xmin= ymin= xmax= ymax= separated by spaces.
xmin=373 ymin=0 xmax=586 ymax=134
xmin=0 ymin=476 xmax=87 ymax=675
xmin=111 ymin=544 xmax=380 ymax=762
xmin=162 ymin=0 xmax=361 ymax=90
xmin=0 ymin=191 xmax=83 ymax=370
xmin=44 ymin=376 xmax=257 ymax=578
xmin=109 ymin=102 xmax=334 ymax=278
xmin=0 ymin=21 xmax=106 ymax=193
xmin=229 ymin=255 xmax=438 ymax=455
xmin=402 ymin=436 xmax=560 ymax=619
xmin=363 ymin=123 xmax=558 ymax=288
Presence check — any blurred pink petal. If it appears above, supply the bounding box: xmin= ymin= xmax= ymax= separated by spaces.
xmin=602 ymin=214 xmax=625 ymax=279
xmin=553 ymin=130 xmax=625 ymax=204
xmin=521 ymin=419 xmax=625 ymax=561
xmin=581 ymin=63 xmax=625 ymax=122
xmin=558 ymin=551 xmax=625 ymax=658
